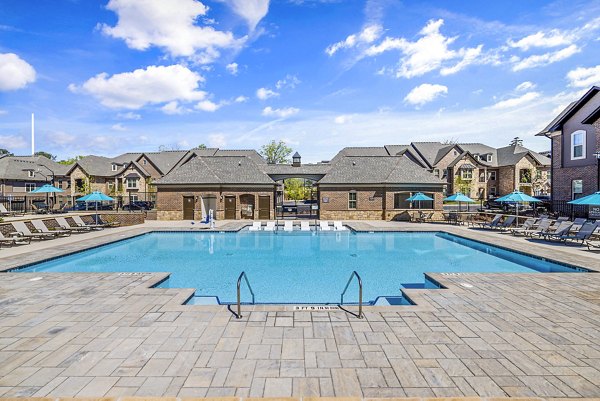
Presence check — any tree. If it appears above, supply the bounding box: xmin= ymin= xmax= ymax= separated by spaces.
xmin=58 ymin=155 xmax=83 ymax=165
xmin=197 ymin=144 xmax=207 ymax=149
xmin=284 ymin=178 xmax=311 ymax=200
xmin=0 ymin=148 xmax=13 ymax=157
xmin=35 ymin=151 xmax=57 ymax=161
xmin=260 ymin=140 xmax=292 ymax=164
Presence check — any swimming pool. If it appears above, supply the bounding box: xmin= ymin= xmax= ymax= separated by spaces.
xmin=16 ymin=231 xmax=583 ymax=304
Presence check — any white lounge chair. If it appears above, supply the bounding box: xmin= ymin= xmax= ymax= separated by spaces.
xmin=284 ymin=220 xmax=293 ymax=231
xmin=55 ymin=217 xmax=91 ymax=232
xmin=249 ymin=222 xmax=261 ymax=231
xmin=320 ymin=221 xmax=331 ymax=231
xmin=0 ymin=231 xmax=31 ymax=246
xmin=333 ymin=221 xmax=346 ymax=231
xmin=264 ymin=221 xmax=275 ymax=231
xmin=300 ymin=221 xmax=310 ymax=231
xmin=72 ymin=215 xmax=104 ymax=230
xmin=31 ymin=219 xmax=71 ymax=237
xmin=11 ymin=221 xmax=56 ymax=240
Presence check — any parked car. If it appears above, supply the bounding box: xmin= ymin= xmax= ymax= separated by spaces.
xmin=123 ymin=201 xmax=153 ymax=211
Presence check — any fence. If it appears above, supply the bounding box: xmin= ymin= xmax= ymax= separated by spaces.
xmin=551 ymin=200 xmax=589 ymax=218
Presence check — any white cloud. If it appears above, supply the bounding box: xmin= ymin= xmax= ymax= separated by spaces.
xmin=404 ymin=83 xmax=448 ymax=107
xmin=490 ymin=91 xmax=540 ymax=109
xmin=226 ymin=62 xmax=239 ymax=75
xmin=511 ymin=44 xmax=579 ymax=71
xmin=196 ymin=100 xmax=221 ymax=112
xmin=326 ymin=24 xmax=383 ymax=56
xmin=507 ymin=29 xmax=574 ymax=51
xmin=0 ymin=109 xmax=7 ymax=115
xmin=0 ymin=135 xmax=27 ymax=149
xmin=276 ymin=74 xmax=301 ymax=90
xmin=101 ymin=0 xmax=240 ymax=62
xmin=364 ymin=19 xmax=483 ymax=79
xmin=47 ymin=131 xmax=76 ymax=146
xmin=161 ymin=101 xmax=187 ymax=115
xmin=256 ymin=87 xmax=279 ymax=100
xmin=334 ymin=115 xmax=353 ymax=124
xmin=117 ymin=111 xmax=141 ymax=120
xmin=208 ymin=133 xmax=227 ymax=147
xmin=223 ymin=0 xmax=270 ymax=31
xmin=234 ymin=95 xmax=248 ymax=103
xmin=516 ymin=81 xmax=536 ymax=91
xmin=566 ymin=65 xmax=600 ymax=87
xmin=0 ymin=53 xmax=36 ymax=91
xmin=111 ymin=123 xmax=127 ymax=131
xmin=70 ymin=64 xmax=207 ymax=109
xmin=262 ymin=106 xmax=299 ymax=118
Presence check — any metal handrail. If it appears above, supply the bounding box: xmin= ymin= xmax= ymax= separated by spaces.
xmin=340 ymin=270 xmax=363 ymax=319
xmin=236 ymin=271 xmax=255 ymax=319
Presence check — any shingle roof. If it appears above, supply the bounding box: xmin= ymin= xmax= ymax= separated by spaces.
xmin=495 ymin=144 xmax=550 ymax=167
xmin=262 ymin=163 xmax=331 ymax=175
xmin=156 ymin=156 xmax=275 ymax=185
xmin=111 ymin=151 xmax=189 ymax=174
xmin=318 ymin=156 xmax=445 ymax=185
xmin=0 ymin=156 xmax=69 ymax=181
xmin=536 ymin=86 xmax=600 ymax=136
xmin=410 ymin=142 xmax=447 ymax=168
xmin=72 ymin=155 xmax=125 ymax=177
xmin=213 ymin=149 xmax=266 ymax=164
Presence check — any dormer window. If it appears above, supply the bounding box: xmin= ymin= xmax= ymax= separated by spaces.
xmin=571 ymin=130 xmax=586 ymax=160
xmin=486 ymin=154 xmax=492 ymax=162
xmin=112 ymin=163 xmax=118 ymax=171
xmin=142 ymin=159 xmax=147 ymax=165
xmin=28 ymin=170 xmax=34 ymax=178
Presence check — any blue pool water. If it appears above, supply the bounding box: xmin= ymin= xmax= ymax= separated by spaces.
xmin=17 ymin=231 xmax=580 ymax=304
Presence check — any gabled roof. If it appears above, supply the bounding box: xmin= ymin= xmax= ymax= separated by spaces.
xmin=495 ymin=144 xmax=550 ymax=167
xmin=318 ymin=156 xmax=445 ymax=185
xmin=67 ymin=155 xmax=126 ymax=177
xmin=111 ymin=150 xmax=189 ymax=175
xmin=213 ymin=149 xmax=265 ymax=164
xmin=536 ymin=86 xmax=600 ymax=136
xmin=156 ymin=156 xmax=274 ymax=185
xmin=582 ymin=104 xmax=600 ymax=125
xmin=409 ymin=142 xmax=447 ymax=168
xmin=0 ymin=156 xmax=70 ymax=181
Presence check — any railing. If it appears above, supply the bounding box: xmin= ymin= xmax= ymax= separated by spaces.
xmin=340 ymin=270 xmax=363 ymax=319
xmin=235 ymin=271 xmax=255 ymax=319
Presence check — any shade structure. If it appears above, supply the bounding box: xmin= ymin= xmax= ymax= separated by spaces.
xmin=444 ymin=192 xmax=475 ymax=213
xmin=29 ymin=184 xmax=64 ymax=194
xmin=568 ymin=191 xmax=600 ymax=206
xmin=495 ymin=190 xmax=540 ymax=226
xmin=77 ymin=191 xmax=115 ymax=224
xmin=406 ymin=192 xmax=434 ymax=212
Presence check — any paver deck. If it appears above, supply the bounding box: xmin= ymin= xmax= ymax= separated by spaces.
xmin=0 ymin=220 xmax=599 ymax=398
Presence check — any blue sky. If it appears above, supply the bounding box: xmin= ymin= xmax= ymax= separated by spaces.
xmin=1 ymin=0 xmax=599 ymax=162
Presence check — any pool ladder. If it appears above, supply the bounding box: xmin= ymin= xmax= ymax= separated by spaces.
xmin=235 ymin=271 xmax=255 ymax=319
xmin=340 ymin=270 xmax=363 ymax=319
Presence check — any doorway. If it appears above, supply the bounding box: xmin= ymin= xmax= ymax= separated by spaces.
xmin=258 ymin=195 xmax=270 ymax=219
xmin=202 ymin=195 xmax=217 ymax=219
xmin=224 ymin=196 xmax=236 ymax=219
xmin=240 ymin=194 xmax=255 ymax=219
xmin=183 ymin=196 xmax=194 ymax=220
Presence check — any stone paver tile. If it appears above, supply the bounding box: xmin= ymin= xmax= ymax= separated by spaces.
xmin=331 ymin=368 xmax=363 ymax=397
xmin=262 ymin=377 xmax=293 ymax=397
xmin=281 ymin=338 xmax=304 ymax=360
xmin=465 ymin=376 xmax=508 ymax=397
xmin=389 ymin=359 xmax=427 ymax=388
xmin=225 ymin=359 xmax=256 ymax=388
xmin=75 ymin=376 xmax=119 ymax=397
xmin=292 ymin=377 xmax=320 ymax=396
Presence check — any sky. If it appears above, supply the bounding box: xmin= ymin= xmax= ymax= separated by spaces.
xmin=1 ymin=0 xmax=600 ymax=162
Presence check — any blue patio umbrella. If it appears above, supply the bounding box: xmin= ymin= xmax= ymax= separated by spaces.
xmin=29 ymin=183 xmax=64 ymax=210
xmin=495 ymin=190 xmax=541 ymax=224
xmin=444 ymin=192 xmax=475 ymax=212
xmin=406 ymin=192 xmax=434 ymax=211
xmin=77 ymin=191 xmax=115 ymax=224
xmin=567 ymin=191 xmax=600 ymax=205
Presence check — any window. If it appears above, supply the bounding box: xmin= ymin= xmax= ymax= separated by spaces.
xmin=488 ymin=171 xmax=497 ymax=181
xmin=25 ymin=183 xmax=36 ymax=192
xmin=535 ymin=170 xmax=542 ymax=180
xmin=519 ymin=169 xmax=532 ymax=184
xmin=142 ymin=159 xmax=147 ymax=165
xmin=126 ymin=178 xmax=138 ymax=189
xmin=461 ymin=169 xmax=473 ymax=180
xmin=442 ymin=169 xmax=448 ymax=178
xmin=479 ymin=171 xmax=486 ymax=183
xmin=433 ymin=169 xmax=440 ymax=177
xmin=27 ymin=170 xmax=34 ymax=178
xmin=572 ymin=179 xmax=583 ymax=199
xmin=571 ymin=130 xmax=586 ymax=160
xmin=348 ymin=192 xmax=357 ymax=209
xmin=486 ymin=154 xmax=492 ymax=162
xmin=489 ymin=186 xmax=497 ymax=196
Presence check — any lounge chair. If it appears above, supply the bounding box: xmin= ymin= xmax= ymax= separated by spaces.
xmin=50 ymin=203 xmax=69 ymax=214
xmin=509 ymin=218 xmax=536 ymax=236
xmin=569 ymin=218 xmax=587 ymax=232
xmin=585 ymin=239 xmax=600 ymax=251
xmin=94 ymin=215 xmax=120 ymax=227
xmin=559 ymin=222 xmax=598 ymax=244
xmin=0 ymin=231 xmax=31 ymax=247
xmin=72 ymin=215 xmax=104 ymax=230
xmin=300 ymin=221 xmax=310 ymax=231
xmin=31 ymin=203 xmax=48 ymax=214
xmin=523 ymin=219 xmax=552 ymax=237
xmin=416 ymin=212 xmax=434 ymax=223
xmin=263 ymin=221 xmax=275 ymax=231
xmin=31 ymin=219 xmax=71 ymax=237
xmin=55 ymin=217 xmax=91 ymax=232
xmin=284 ymin=221 xmax=294 ymax=231
xmin=0 ymin=204 xmax=23 ymax=217
xmin=249 ymin=222 xmax=261 ymax=231
xmin=476 ymin=214 xmax=502 ymax=229
xmin=495 ymin=215 xmax=516 ymax=231
xmin=10 ymin=221 xmax=56 ymax=240
xmin=535 ymin=221 xmax=573 ymax=241
xmin=319 ymin=221 xmax=331 ymax=231
xmin=549 ymin=216 xmax=569 ymax=231
xmin=333 ymin=221 xmax=347 ymax=231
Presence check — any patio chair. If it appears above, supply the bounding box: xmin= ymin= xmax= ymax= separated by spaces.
xmin=50 ymin=203 xmax=69 ymax=214
xmin=523 ymin=219 xmax=552 ymax=237
xmin=559 ymin=222 xmax=598 ymax=245
xmin=72 ymin=215 xmax=104 ymax=230
xmin=263 ymin=221 xmax=275 ymax=231
xmin=416 ymin=212 xmax=433 ymax=223
xmin=495 ymin=215 xmax=516 ymax=231
xmin=535 ymin=221 xmax=573 ymax=241
xmin=31 ymin=203 xmax=48 ymax=214
xmin=55 ymin=217 xmax=91 ymax=233
xmin=333 ymin=221 xmax=347 ymax=231
xmin=549 ymin=216 xmax=569 ymax=230
xmin=300 ymin=221 xmax=310 ymax=231
xmin=585 ymin=239 xmax=600 ymax=251
xmin=0 ymin=231 xmax=31 ymax=247
xmin=249 ymin=221 xmax=261 ymax=231
xmin=319 ymin=221 xmax=331 ymax=231
xmin=10 ymin=221 xmax=56 ymax=240
xmin=284 ymin=220 xmax=294 ymax=231
xmin=509 ymin=218 xmax=536 ymax=236
xmin=0 ymin=204 xmax=23 ymax=217
xmin=31 ymin=219 xmax=71 ymax=237
xmin=475 ymin=214 xmax=502 ymax=229
xmin=569 ymin=218 xmax=587 ymax=232
xmin=94 ymin=215 xmax=120 ymax=227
